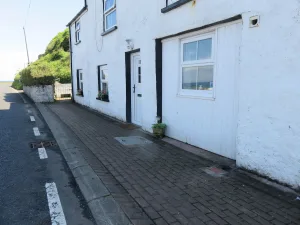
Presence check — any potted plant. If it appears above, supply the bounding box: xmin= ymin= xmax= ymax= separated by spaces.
xmin=77 ymin=89 xmax=83 ymax=96
xmin=152 ymin=123 xmax=166 ymax=138
xmin=97 ymin=90 xmax=109 ymax=102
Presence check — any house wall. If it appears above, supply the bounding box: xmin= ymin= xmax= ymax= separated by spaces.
xmin=162 ymin=22 xmax=242 ymax=160
xmin=70 ymin=0 xmax=300 ymax=188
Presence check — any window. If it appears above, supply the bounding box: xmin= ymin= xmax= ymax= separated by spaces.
xmin=75 ymin=21 xmax=81 ymax=43
xmin=162 ymin=0 xmax=192 ymax=13
xmin=97 ymin=65 xmax=109 ymax=102
xmin=180 ymin=33 xmax=215 ymax=98
xmin=167 ymin=0 xmax=179 ymax=5
xmin=104 ymin=0 xmax=116 ymax=31
xmin=77 ymin=69 xmax=83 ymax=95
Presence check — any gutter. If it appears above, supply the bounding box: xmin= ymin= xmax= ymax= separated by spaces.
xmin=68 ymin=26 xmax=75 ymax=102
xmin=66 ymin=6 xmax=88 ymax=27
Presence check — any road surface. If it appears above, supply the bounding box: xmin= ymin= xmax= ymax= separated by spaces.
xmin=0 ymin=82 xmax=95 ymax=225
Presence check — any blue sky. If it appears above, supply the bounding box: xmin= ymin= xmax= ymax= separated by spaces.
xmin=0 ymin=0 xmax=83 ymax=81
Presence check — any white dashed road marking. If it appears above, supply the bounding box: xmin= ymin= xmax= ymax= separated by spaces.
xmin=30 ymin=116 xmax=35 ymax=122
xmin=45 ymin=183 xmax=67 ymax=225
xmin=33 ymin=127 xmax=40 ymax=136
xmin=38 ymin=148 xmax=48 ymax=159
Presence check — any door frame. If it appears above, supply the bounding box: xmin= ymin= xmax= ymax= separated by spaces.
xmin=130 ymin=52 xmax=142 ymax=125
xmin=125 ymin=49 xmax=140 ymax=123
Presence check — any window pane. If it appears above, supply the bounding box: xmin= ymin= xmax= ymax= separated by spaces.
xmin=80 ymin=72 xmax=83 ymax=80
xmin=106 ymin=10 xmax=116 ymax=30
xmin=197 ymin=38 xmax=212 ymax=60
xmin=182 ymin=67 xmax=197 ymax=90
xmin=168 ymin=0 xmax=179 ymax=5
xmin=102 ymin=70 xmax=107 ymax=80
xmin=183 ymin=41 xmax=197 ymax=61
xmin=102 ymin=83 xmax=108 ymax=93
xmin=197 ymin=66 xmax=214 ymax=90
xmin=105 ymin=0 xmax=115 ymax=11
xmin=76 ymin=22 xmax=80 ymax=30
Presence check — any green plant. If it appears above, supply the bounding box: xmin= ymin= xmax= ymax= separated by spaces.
xmin=152 ymin=123 xmax=167 ymax=129
xmin=11 ymin=28 xmax=71 ymax=86
xmin=97 ymin=90 xmax=109 ymax=99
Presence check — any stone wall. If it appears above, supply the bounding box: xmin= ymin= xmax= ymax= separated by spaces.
xmin=23 ymin=85 xmax=54 ymax=103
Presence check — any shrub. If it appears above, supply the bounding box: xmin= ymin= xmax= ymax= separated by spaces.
xmin=11 ymin=28 xmax=71 ymax=86
xmin=11 ymin=73 xmax=23 ymax=90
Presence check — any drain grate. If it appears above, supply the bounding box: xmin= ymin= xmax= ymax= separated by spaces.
xmin=30 ymin=141 xmax=57 ymax=149
xmin=115 ymin=136 xmax=153 ymax=146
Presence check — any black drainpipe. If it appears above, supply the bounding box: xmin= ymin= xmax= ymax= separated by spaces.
xmin=69 ymin=25 xmax=75 ymax=102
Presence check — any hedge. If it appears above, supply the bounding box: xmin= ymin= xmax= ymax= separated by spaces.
xmin=11 ymin=28 xmax=71 ymax=88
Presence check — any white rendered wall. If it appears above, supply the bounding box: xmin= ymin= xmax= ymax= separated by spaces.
xmin=70 ymin=0 xmax=300 ymax=188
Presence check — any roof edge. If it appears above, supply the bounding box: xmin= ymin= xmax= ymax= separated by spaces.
xmin=66 ymin=6 xmax=88 ymax=27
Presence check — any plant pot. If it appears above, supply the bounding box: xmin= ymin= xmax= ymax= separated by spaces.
xmin=153 ymin=127 xmax=165 ymax=138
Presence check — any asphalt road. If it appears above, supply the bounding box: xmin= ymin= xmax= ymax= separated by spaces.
xmin=0 ymin=83 xmax=95 ymax=225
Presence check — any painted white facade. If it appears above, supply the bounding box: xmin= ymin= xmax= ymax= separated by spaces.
xmin=69 ymin=0 xmax=300 ymax=188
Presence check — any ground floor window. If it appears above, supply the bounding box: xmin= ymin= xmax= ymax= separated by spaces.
xmin=76 ymin=69 xmax=83 ymax=96
xmin=97 ymin=65 xmax=109 ymax=102
xmin=180 ymin=32 xmax=215 ymax=98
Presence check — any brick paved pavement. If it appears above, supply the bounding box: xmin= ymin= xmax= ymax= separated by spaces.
xmin=46 ymin=102 xmax=300 ymax=225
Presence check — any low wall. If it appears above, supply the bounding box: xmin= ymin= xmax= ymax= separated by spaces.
xmin=23 ymin=85 xmax=54 ymax=103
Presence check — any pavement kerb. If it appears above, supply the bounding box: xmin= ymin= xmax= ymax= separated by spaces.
xmin=36 ymin=103 xmax=131 ymax=225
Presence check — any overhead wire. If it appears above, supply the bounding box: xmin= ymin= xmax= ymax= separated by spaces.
xmin=24 ymin=0 xmax=32 ymax=28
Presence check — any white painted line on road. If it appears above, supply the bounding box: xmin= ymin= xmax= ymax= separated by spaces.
xmin=30 ymin=116 xmax=36 ymax=122
xmin=38 ymin=148 xmax=48 ymax=159
xmin=45 ymin=182 xmax=67 ymax=225
xmin=33 ymin=127 xmax=40 ymax=136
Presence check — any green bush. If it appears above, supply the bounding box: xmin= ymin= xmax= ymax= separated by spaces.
xmin=11 ymin=74 xmax=23 ymax=90
xmin=11 ymin=28 xmax=71 ymax=86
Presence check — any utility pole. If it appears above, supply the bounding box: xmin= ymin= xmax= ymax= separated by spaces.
xmin=23 ymin=27 xmax=30 ymax=65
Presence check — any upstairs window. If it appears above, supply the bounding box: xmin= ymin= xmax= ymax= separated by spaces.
xmin=75 ymin=21 xmax=81 ymax=43
xmin=104 ymin=0 xmax=116 ymax=31
xmin=180 ymin=32 xmax=215 ymax=98
xmin=167 ymin=0 xmax=179 ymax=5
xmin=162 ymin=0 xmax=192 ymax=13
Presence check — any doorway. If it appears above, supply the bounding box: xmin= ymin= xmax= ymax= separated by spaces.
xmin=131 ymin=53 xmax=142 ymax=125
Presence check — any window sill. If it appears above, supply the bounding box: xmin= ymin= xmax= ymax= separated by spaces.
xmin=75 ymin=40 xmax=81 ymax=45
xmin=101 ymin=26 xmax=118 ymax=36
xmin=161 ymin=0 xmax=192 ymax=13
xmin=96 ymin=97 xmax=110 ymax=102
xmin=177 ymin=93 xmax=215 ymax=101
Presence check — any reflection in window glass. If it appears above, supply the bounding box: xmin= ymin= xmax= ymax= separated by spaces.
xmin=106 ymin=10 xmax=116 ymax=30
xmin=183 ymin=41 xmax=197 ymax=61
xmin=182 ymin=66 xmax=213 ymax=91
xmin=197 ymin=38 xmax=212 ymax=60
xmin=105 ymin=0 xmax=115 ymax=11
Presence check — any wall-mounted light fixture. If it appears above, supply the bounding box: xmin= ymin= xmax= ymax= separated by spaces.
xmin=249 ymin=15 xmax=260 ymax=28
xmin=126 ymin=39 xmax=134 ymax=50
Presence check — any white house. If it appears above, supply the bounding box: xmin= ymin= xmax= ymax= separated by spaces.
xmin=67 ymin=0 xmax=300 ymax=189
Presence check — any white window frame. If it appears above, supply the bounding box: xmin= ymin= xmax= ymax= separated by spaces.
xmin=104 ymin=0 xmax=116 ymax=31
xmin=79 ymin=69 xmax=83 ymax=90
xmin=100 ymin=67 xmax=109 ymax=93
xmin=179 ymin=32 xmax=216 ymax=99
xmin=167 ymin=0 xmax=180 ymax=6
xmin=75 ymin=21 xmax=81 ymax=43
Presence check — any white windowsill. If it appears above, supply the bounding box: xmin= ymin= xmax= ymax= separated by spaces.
xmin=176 ymin=92 xmax=215 ymax=101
